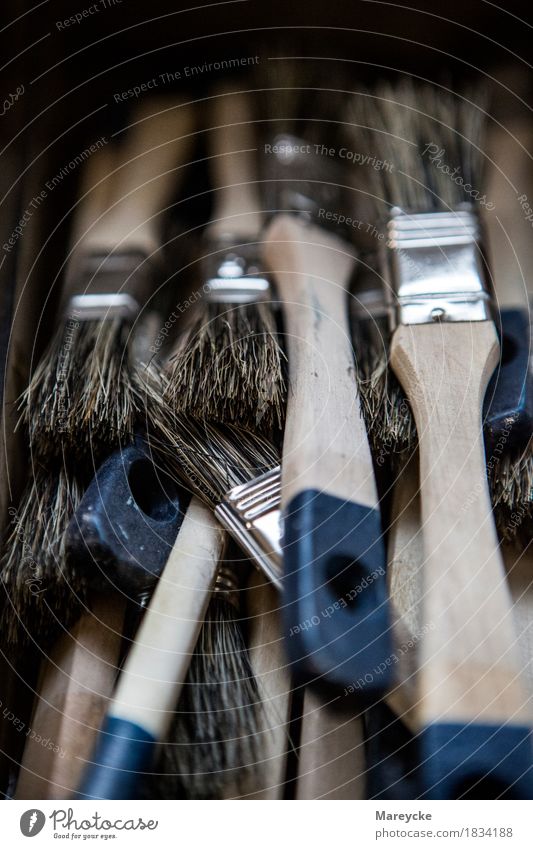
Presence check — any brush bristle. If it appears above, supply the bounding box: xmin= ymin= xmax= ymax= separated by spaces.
xmin=151 ymin=592 xmax=261 ymax=799
xmin=490 ymin=449 xmax=533 ymax=543
xmin=353 ymin=314 xmax=417 ymax=457
xmin=164 ymin=301 xmax=286 ymax=434
xmin=134 ymin=364 xmax=280 ymax=506
xmin=0 ymin=464 xmax=86 ymax=647
xmin=20 ymin=318 xmax=137 ymax=455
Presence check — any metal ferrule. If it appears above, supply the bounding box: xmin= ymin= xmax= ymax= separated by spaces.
xmin=382 ymin=207 xmax=493 ymax=327
xmin=215 ymin=466 xmax=283 ymax=590
xmin=214 ymin=563 xmax=240 ymax=608
xmin=67 ymin=293 xmax=140 ymax=321
xmin=203 ymin=240 xmax=272 ymax=304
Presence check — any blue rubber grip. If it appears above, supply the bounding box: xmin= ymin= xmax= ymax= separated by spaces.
xmin=484 ymin=308 xmax=533 ymax=455
xmin=76 ymin=716 xmax=156 ymax=799
xmin=419 ymin=723 xmax=533 ymax=799
xmin=282 ymin=491 xmax=391 ymax=695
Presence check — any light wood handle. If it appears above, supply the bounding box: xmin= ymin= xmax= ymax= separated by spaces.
xmin=262 ymin=214 xmax=376 ymax=508
xmin=80 ymin=98 xmax=195 ymax=260
xmin=207 ymin=89 xmax=261 ymax=241
xmin=244 ymin=572 xmax=292 ymax=799
xmin=109 ymin=497 xmax=225 ymax=741
xmin=391 ymin=321 xmax=530 ymax=725
xmin=15 ymin=596 xmax=125 ymax=799
xmin=69 ymin=145 xmax=116 ymax=254
xmin=296 ymin=690 xmax=365 ymax=799
xmin=385 ymin=454 xmax=424 ymax=730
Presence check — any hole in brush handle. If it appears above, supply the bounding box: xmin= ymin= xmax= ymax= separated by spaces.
xmin=282 ymin=491 xmax=391 ymax=694
xmin=65 ymin=439 xmax=190 ymax=596
xmin=75 ymin=716 xmax=156 ymax=800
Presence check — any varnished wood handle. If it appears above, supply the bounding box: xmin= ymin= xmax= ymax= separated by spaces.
xmin=15 ymin=596 xmax=125 ymax=800
xmin=207 ymin=89 xmax=262 ymax=241
xmin=79 ymin=98 xmax=195 ymax=261
xmin=261 ymin=214 xmax=390 ymax=695
xmin=391 ymin=321 xmax=533 ymax=798
xmin=77 ymin=498 xmax=225 ymax=799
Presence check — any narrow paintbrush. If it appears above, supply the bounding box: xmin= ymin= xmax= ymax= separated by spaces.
xmin=164 ymin=87 xmax=285 ymax=435
xmin=357 ymin=80 xmax=533 ymax=797
xmin=21 ymin=97 xmax=194 ymax=456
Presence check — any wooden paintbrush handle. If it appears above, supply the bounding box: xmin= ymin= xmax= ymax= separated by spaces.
xmin=262 ymin=214 xmax=390 ymax=694
xmin=392 ymin=321 xmax=533 ymax=798
xmin=244 ymin=572 xmax=292 ymax=799
xmin=69 ymin=145 xmax=116 ymax=256
xmin=206 ymin=89 xmax=261 ymax=242
xmin=91 ymin=98 xmax=194 ymax=256
xmin=263 ymin=214 xmax=375 ymax=506
xmin=296 ymin=690 xmax=365 ymax=799
xmin=15 ymin=596 xmax=125 ymax=799
xmin=76 ymin=498 xmax=225 ymax=800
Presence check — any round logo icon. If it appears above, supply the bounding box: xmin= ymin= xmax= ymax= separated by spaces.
xmin=20 ymin=810 xmax=46 ymax=837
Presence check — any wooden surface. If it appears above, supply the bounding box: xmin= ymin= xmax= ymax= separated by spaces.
xmin=262 ymin=214 xmax=377 ymax=509
xmin=295 ymin=689 xmax=365 ymax=800
xmin=207 ymin=89 xmax=262 ymax=241
xmin=391 ymin=321 xmax=530 ymax=726
xmin=385 ymin=453 xmax=423 ymax=730
xmin=109 ymin=498 xmax=224 ymax=741
xmin=243 ymin=571 xmax=292 ymax=799
xmin=15 ymin=595 xmax=125 ymax=799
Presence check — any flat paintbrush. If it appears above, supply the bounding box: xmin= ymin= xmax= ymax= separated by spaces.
xmin=21 ymin=97 xmax=195 ymax=456
xmin=357 ymin=80 xmax=533 ymax=797
xmin=164 ymin=87 xmax=285 ymax=435
xmin=75 ymin=497 xmax=226 ymax=799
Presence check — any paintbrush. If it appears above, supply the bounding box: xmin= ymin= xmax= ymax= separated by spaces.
xmin=21 ymin=97 xmax=195 ymax=456
xmin=2 ymin=100 xmax=196 ymax=647
xmin=164 ymin=87 xmax=285 ymax=435
xmin=137 ymin=364 xmax=283 ymax=588
xmin=75 ymin=496 xmax=226 ymax=799
xmin=355 ymin=79 xmax=533 ymax=797
xmin=257 ymin=95 xmax=391 ymax=693
xmin=239 ymin=570 xmax=293 ymax=799
xmin=0 ymin=142 xmax=116 ymax=649
xmin=0 ymin=460 xmax=86 ymax=649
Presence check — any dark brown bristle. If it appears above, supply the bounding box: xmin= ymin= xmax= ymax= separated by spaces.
xmin=134 ymin=364 xmax=280 ymax=506
xmin=0 ymin=464 xmax=87 ymax=647
xmin=164 ymin=301 xmax=286 ymax=435
xmin=151 ymin=592 xmax=261 ymax=799
xmin=20 ymin=318 xmax=137 ymax=456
